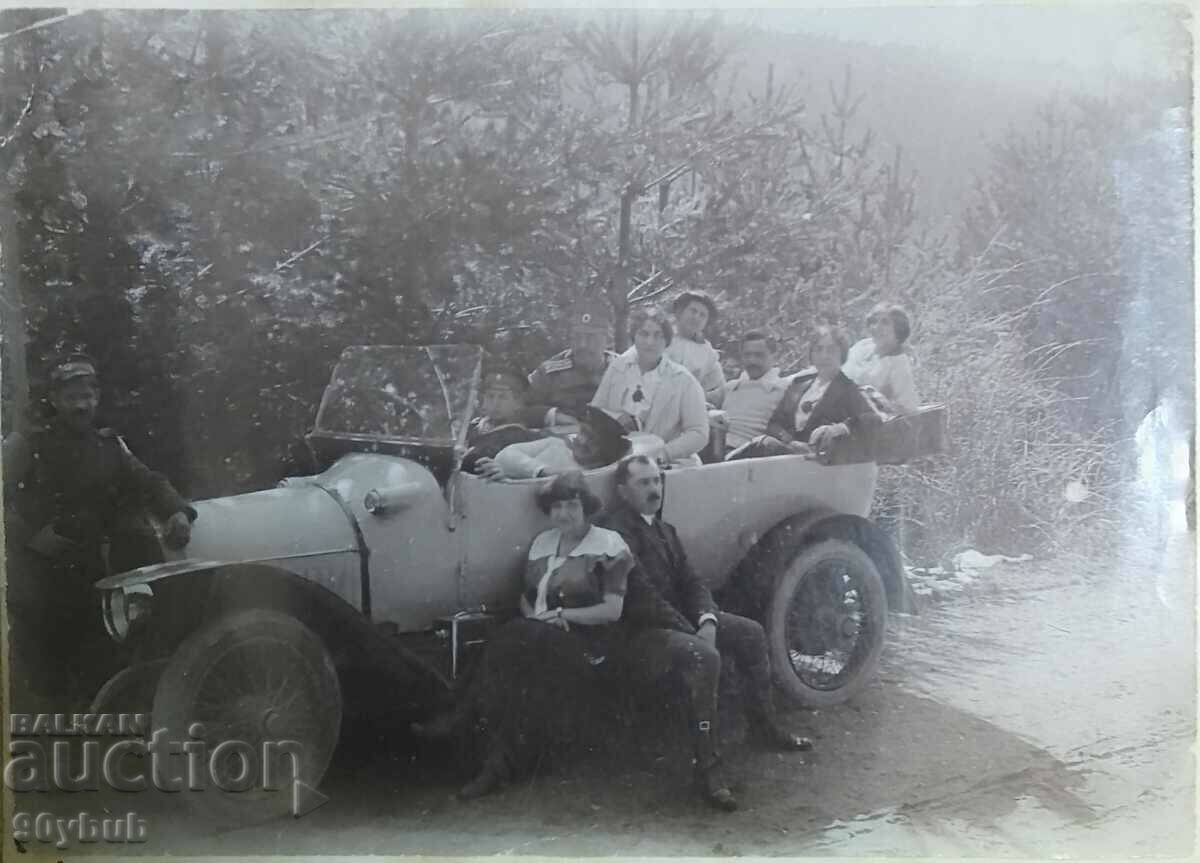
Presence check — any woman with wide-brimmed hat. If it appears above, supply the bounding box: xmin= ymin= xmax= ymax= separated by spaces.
xmin=666 ymin=290 xmax=726 ymax=405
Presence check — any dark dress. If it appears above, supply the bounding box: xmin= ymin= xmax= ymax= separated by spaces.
xmin=448 ymin=526 xmax=634 ymax=786
xmin=730 ymin=371 xmax=881 ymax=458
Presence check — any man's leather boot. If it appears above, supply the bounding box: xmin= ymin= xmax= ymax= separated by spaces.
xmin=745 ymin=659 xmax=814 ymax=752
xmin=458 ymin=748 xmax=509 ymax=800
xmin=693 ymin=720 xmax=737 ymax=811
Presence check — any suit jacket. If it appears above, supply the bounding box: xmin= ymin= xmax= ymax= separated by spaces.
xmin=597 ymin=502 xmax=717 ymax=634
xmin=765 ymin=370 xmax=881 ymax=444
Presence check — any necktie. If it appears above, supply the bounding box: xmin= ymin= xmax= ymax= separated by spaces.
xmin=652 ymin=519 xmax=676 ymax=570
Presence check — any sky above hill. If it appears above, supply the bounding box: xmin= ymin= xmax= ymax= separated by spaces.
xmin=743 ymin=5 xmax=1186 ymax=83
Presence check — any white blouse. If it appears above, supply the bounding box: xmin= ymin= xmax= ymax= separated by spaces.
xmin=792 ymin=376 xmax=832 ymax=432
xmin=613 ymin=349 xmax=662 ymax=428
xmin=843 ymin=339 xmax=919 ymax=413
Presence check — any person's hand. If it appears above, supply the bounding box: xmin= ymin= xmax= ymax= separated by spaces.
xmin=162 ymin=511 xmax=193 ymax=550
xmin=615 ymin=412 xmax=638 ymax=432
xmin=28 ymin=525 xmax=78 ymax=560
xmin=554 ymin=412 xmax=579 ymax=427
xmin=476 ymin=458 xmax=506 ymax=481
xmin=708 ymin=410 xmax=729 ymax=430
xmin=809 ymin=423 xmax=848 ymax=451
xmin=697 ymin=620 xmax=717 ymax=644
xmin=536 ymin=608 xmax=570 ymax=630
xmin=788 ymin=439 xmax=813 ymax=456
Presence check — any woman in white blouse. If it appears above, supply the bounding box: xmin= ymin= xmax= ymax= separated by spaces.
xmin=589 ymin=305 xmax=709 ymax=466
xmin=843 ymin=303 xmax=919 ymax=414
xmin=413 ymin=472 xmax=633 ymax=799
xmin=666 ymin=290 xmax=725 ymax=404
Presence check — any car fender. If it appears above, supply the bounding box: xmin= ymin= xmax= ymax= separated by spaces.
xmin=96 ymin=481 xmax=368 ymax=611
xmin=98 ymin=561 xmax=452 ymax=709
xmin=719 ymin=507 xmax=911 ymax=617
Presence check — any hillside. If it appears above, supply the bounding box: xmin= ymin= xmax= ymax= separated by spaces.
xmin=726 ymin=24 xmax=1184 ymax=223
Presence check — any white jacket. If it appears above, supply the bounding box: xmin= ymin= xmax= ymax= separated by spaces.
xmin=591 ymin=350 xmax=708 ymax=464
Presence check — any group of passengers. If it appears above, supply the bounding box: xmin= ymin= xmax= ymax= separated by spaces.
xmin=420 ymin=292 xmax=920 ymax=812
xmin=464 ymin=290 xmax=919 ymax=479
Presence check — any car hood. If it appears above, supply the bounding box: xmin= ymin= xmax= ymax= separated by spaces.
xmin=95 ymin=482 xmax=360 ymax=590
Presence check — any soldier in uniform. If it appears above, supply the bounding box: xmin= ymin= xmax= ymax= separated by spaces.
xmin=3 ymin=353 xmax=196 ymax=711
xmin=461 ymin=367 xmax=544 ymax=473
xmin=522 ymin=295 xmax=614 ymax=427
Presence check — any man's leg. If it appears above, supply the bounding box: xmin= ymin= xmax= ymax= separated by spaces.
xmin=6 ymin=549 xmax=72 ymax=714
xmin=715 ymin=612 xmax=813 ymax=751
xmin=621 ymin=628 xmax=736 ymax=811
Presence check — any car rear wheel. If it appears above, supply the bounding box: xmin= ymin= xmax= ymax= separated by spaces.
xmin=766 ymin=538 xmax=888 ymax=708
xmin=151 ymin=609 xmax=342 ymax=825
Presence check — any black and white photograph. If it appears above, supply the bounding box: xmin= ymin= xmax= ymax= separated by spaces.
xmin=0 ymin=3 xmax=1194 ymax=857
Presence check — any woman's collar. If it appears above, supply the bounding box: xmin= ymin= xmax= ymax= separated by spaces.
xmin=531 ymin=525 xmax=621 ymax=559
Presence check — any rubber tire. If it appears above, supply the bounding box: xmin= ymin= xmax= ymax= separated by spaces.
xmin=766 ymin=538 xmax=888 ymax=709
xmin=151 ymin=609 xmax=342 ymax=825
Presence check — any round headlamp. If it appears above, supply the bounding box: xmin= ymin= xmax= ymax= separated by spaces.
xmin=102 ymin=584 xmax=154 ymax=643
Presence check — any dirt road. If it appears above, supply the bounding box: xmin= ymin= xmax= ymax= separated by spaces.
xmin=14 ymin=529 xmax=1194 ymax=857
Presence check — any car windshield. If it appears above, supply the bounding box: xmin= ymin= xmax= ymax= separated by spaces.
xmin=313 ymin=345 xmax=483 ymax=447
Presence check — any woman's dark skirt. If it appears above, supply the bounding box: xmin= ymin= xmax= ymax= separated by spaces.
xmin=454 ymin=617 xmax=614 ymax=783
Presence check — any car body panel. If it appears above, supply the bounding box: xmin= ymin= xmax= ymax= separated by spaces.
xmin=322 ymin=453 xmax=461 ymax=631
xmin=103 ymin=450 xmax=879 ymax=632
xmin=100 ymin=484 xmax=364 ymax=604
xmin=661 ymin=457 xmax=878 ymax=587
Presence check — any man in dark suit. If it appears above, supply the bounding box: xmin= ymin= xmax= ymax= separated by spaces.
xmin=598 ymin=454 xmax=812 ymax=812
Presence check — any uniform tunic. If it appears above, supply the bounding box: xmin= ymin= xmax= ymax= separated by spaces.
xmin=522 ymin=349 xmax=610 ymax=427
xmin=3 ymin=421 xmax=194 ymax=706
xmin=3 ymin=422 xmax=194 ymax=581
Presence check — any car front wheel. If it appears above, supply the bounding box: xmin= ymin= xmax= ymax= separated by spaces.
xmin=150 ymin=609 xmax=342 ymax=824
xmin=766 ymin=538 xmax=888 ymax=708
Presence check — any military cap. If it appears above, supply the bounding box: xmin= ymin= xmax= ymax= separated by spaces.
xmin=49 ymin=351 xmax=98 ymax=387
xmin=672 ymin=290 xmax=718 ymax=325
xmin=569 ymin=294 xmax=613 ymax=333
xmin=580 ymin=404 xmax=625 ymax=442
xmin=579 ymin=405 xmax=631 ymax=463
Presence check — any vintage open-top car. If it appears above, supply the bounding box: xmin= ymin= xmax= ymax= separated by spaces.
xmin=93 ymin=344 xmax=944 ymax=819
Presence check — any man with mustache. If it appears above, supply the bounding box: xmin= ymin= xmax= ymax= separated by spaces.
xmin=3 ymin=353 xmax=196 ymax=710
xmin=715 ymin=331 xmax=791 ymax=453
xmin=599 ymin=454 xmax=812 ymax=811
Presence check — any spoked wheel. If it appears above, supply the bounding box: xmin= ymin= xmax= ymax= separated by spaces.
xmin=766 ymin=539 xmax=888 ymax=708
xmin=151 ymin=609 xmax=342 ymax=825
